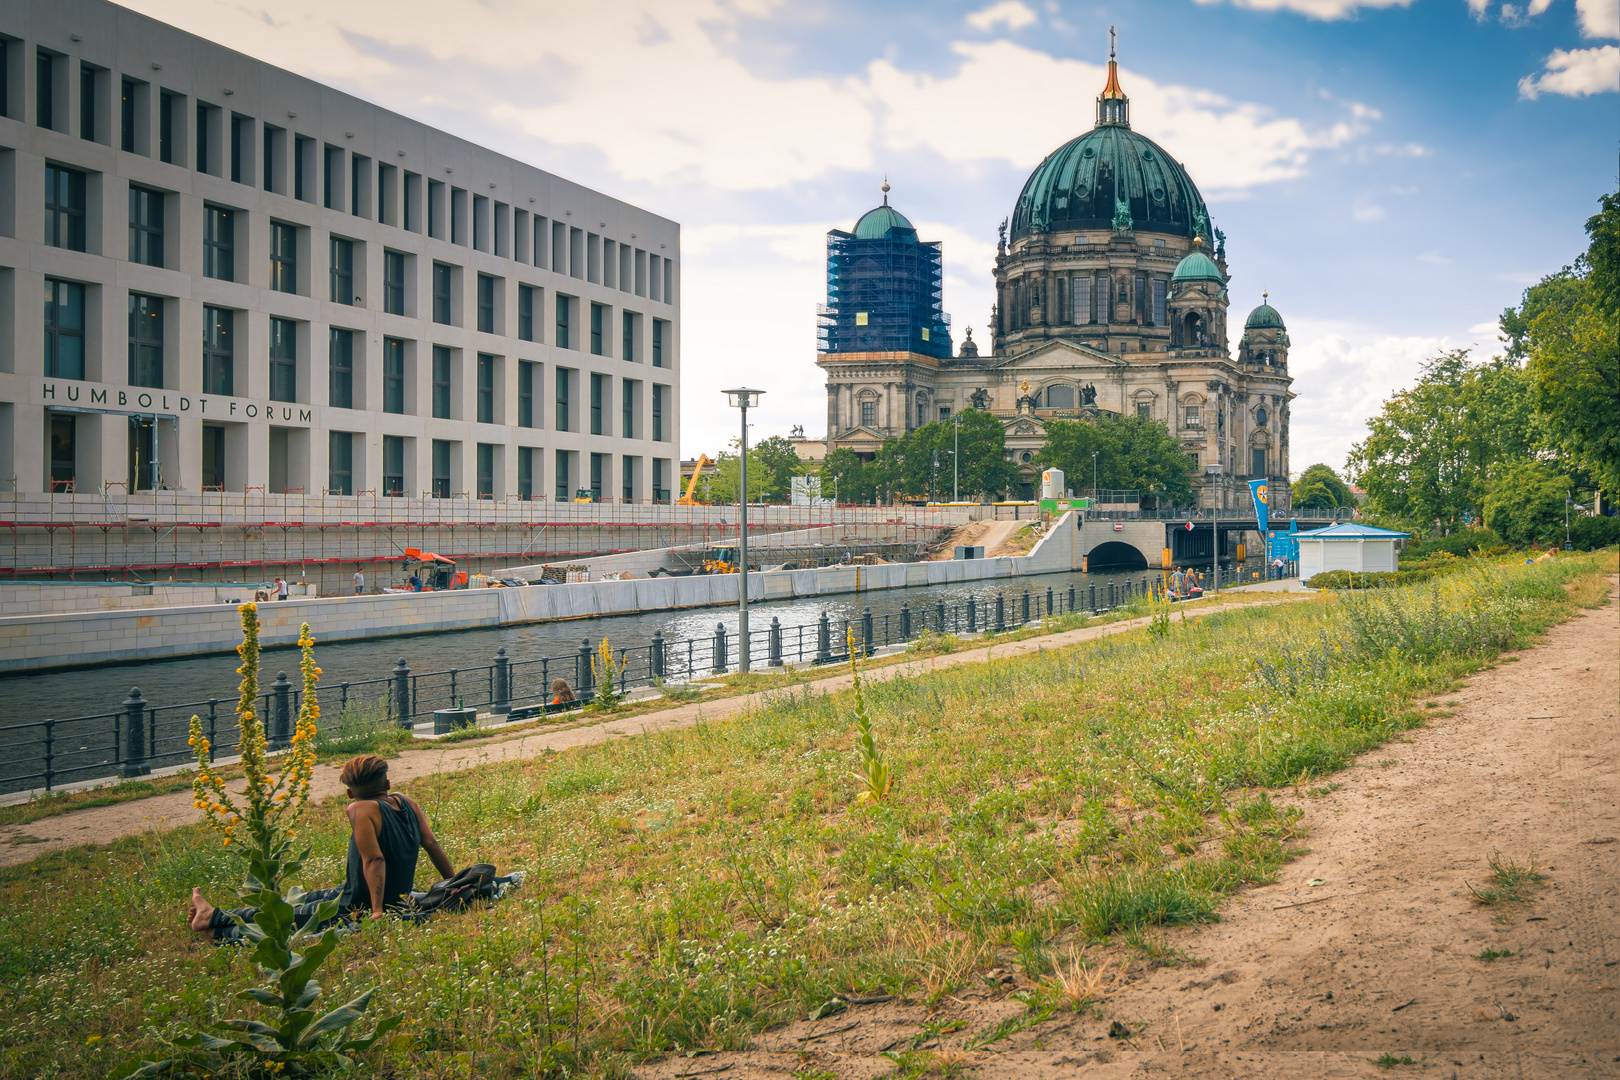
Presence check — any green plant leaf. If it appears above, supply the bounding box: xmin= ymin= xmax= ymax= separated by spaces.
xmin=299 ymin=987 xmax=377 ymax=1048
xmin=235 ymin=987 xmax=283 ymax=1008
xmin=336 ymin=1013 xmax=403 ymax=1053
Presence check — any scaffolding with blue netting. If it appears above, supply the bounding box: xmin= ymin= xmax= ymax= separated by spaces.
xmin=817 ymin=226 xmax=952 ymax=360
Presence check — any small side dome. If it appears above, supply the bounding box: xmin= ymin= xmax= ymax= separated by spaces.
xmin=1244 ymin=296 xmax=1285 ymax=331
xmin=1171 ymin=249 xmax=1223 ymax=284
xmin=852 ymin=204 xmax=916 ymax=241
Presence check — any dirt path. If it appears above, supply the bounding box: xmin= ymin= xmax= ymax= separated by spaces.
xmin=640 ymin=578 xmax=1620 ymax=1079
xmin=928 ymin=519 xmax=1027 ymax=560
xmin=0 ymin=597 xmax=1276 ymax=867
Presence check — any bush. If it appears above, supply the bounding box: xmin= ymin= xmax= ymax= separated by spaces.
xmin=1304 ymin=569 xmax=1436 ymax=590
xmin=1571 ymin=514 xmax=1620 ymax=550
xmin=1407 ymin=527 xmax=1503 ymax=557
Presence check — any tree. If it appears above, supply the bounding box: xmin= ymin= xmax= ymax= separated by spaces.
xmin=1292 ymin=463 xmax=1355 ymax=509
xmin=1035 ymin=413 xmax=1196 ymax=505
xmin=705 ymin=435 xmax=807 ymax=503
xmin=818 ymin=448 xmax=885 ymax=505
xmin=1346 ymin=349 xmax=1536 ymax=526
xmin=1483 ymin=460 xmax=1570 ymax=544
xmin=883 ymin=410 xmax=1020 ymax=501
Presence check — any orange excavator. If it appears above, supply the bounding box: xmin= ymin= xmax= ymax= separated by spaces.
xmin=677 ymin=455 xmax=713 ymax=505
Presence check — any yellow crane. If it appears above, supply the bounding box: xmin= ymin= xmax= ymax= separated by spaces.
xmin=677 ymin=455 xmax=713 ymax=506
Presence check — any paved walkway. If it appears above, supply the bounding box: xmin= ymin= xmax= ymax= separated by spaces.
xmin=0 ymin=596 xmax=1290 ymax=867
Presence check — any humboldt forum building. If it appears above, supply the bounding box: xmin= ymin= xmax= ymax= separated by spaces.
xmin=818 ymin=46 xmax=1295 ymax=509
xmin=0 ymin=0 xmax=681 ymax=503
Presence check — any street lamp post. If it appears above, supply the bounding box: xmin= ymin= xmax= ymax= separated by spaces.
xmin=953 ymin=414 xmax=961 ymax=502
xmin=724 ymin=387 xmax=764 ymax=672
xmin=931 ymin=449 xmax=939 ymax=504
xmin=1092 ymin=451 xmax=1099 ymax=504
xmin=1207 ymin=463 xmax=1223 ymax=597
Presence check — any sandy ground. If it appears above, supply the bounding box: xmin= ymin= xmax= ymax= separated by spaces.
xmin=928 ymin=520 xmax=1029 ymax=560
xmin=0 ymin=597 xmax=1280 ymax=866
xmin=638 ymin=577 xmax=1620 ymax=1080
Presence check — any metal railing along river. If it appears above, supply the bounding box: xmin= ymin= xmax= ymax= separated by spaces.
xmin=0 ymin=567 xmax=1269 ymax=797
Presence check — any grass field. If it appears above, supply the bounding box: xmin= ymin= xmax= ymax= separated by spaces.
xmin=0 ymin=553 xmax=1611 ymax=1079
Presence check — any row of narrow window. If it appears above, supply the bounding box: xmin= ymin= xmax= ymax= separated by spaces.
xmin=1005 ymin=273 xmax=1169 ymax=330
xmin=12 ymin=44 xmax=675 ymax=302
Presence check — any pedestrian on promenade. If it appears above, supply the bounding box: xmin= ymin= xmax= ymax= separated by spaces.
xmin=354 ymin=569 xmax=365 ymax=595
xmin=275 ymin=577 xmax=289 ymax=601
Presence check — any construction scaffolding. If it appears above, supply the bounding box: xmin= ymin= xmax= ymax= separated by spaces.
xmin=818 ymin=229 xmax=952 ymax=359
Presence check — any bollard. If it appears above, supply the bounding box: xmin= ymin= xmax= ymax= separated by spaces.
xmin=493 ymin=647 xmax=511 ymax=714
xmin=120 ymin=687 xmax=151 ymax=778
xmin=900 ymin=602 xmax=912 ymax=642
xmin=713 ymin=623 xmax=728 ymax=673
xmin=967 ymin=598 xmax=978 ymax=633
xmin=768 ymin=617 xmax=783 ymax=667
xmin=651 ymin=630 xmax=666 ymax=679
xmin=1022 ymin=589 xmax=1030 ymax=624
xmin=862 ymin=607 xmax=874 ymax=655
xmin=936 ymin=598 xmax=946 ymax=634
xmin=995 ymin=593 xmax=1005 ymax=632
xmin=392 ymin=658 xmax=412 ymax=729
xmin=1047 ymin=586 xmax=1054 ymax=616
xmin=269 ymin=670 xmax=293 ymax=750
xmin=578 ymin=638 xmax=595 ymax=694
xmin=816 ymin=611 xmax=831 ymax=663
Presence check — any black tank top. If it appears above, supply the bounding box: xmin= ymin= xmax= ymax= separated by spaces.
xmin=339 ymin=795 xmax=422 ymax=913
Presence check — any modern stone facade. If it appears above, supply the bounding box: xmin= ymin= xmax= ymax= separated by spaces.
xmin=0 ymin=0 xmax=681 ymax=503
xmin=819 ymin=46 xmax=1294 ymax=509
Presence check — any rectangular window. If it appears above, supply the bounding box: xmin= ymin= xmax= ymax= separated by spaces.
xmin=432 ymin=439 xmax=451 ymax=498
xmin=44 ymin=165 xmax=87 ymax=251
xmin=203 ymin=205 xmax=234 ymax=281
xmin=651 ymin=318 xmax=665 ymax=367
xmin=651 ymin=384 xmax=664 ymax=442
xmin=517 ymin=284 xmax=535 ymax=342
xmin=1152 ymin=279 xmax=1167 ymax=327
xmin=49 ymin=414 xmax=77 ymax=489
xmin=1073 ymin=275 xmax=1091 ymax=325
xmin=622 ymin=379 xmax=635 ymax=439
xmin=79 ymin=64 xmax=95 ymax=141
xmin=589 ymin=452 xmax=605 ymax=501
xmin=328 ymin=328 xmax=354 ymax=409
xmin=1185 ymin=405 xmax=1200 ymax=428
xmin=350 ymin=154 xmax=366 ymax=219
xmin=590 ymin=302 xmax=604 ymax=355
xmin=432 ymin=263 xmax=452 ymax=324
xmin=328 ymin=431 xmax=353 ymax=496
xmin=202 ymin=424 xmax=225 ymax=489
xmin=1137 ymin=402 xmax=1151 ymax=419
xmin=324 ymin=145 xmax=341 ymax=210
xmin=403 ymin=171 xmax=420 ymax=231
xmin=861 ymin=400 xmax=877 ymax=426
xmin=1252 ymin=448 xmax=1267 ymax=478
xmin=230 ymin=115 xmax=248 ymax=184
xmin=555 ymin=367 xmax=570 ymax=431
xmin=196 ymin=102 xmax=212 ymax=173
xmin=269 ymin=317 xmax=297 ymax=402
xmin=653 ymin=458 xmax=667 ymax=504
xmin=555 ymin=450 xmax=570 ymax=502
xmin=203 ymin=306 xmax=233 ymax=396
xmin=129 ymin=417 xmax=157 ymax=491
xmin=622 ymin=311 xmax=635 ymax=362
xmin=477 ymin=443 xmax=494 ymax=499
xmin=294 ymin=135 xmax=310 ymax=201
xmin=384 ymin=250 xmax=405 ymax=315
xmin=383 ymin=435 xmax=404 ymax=497
xmin=1134 ymin=273 xmax=1147 ymax=325
xmin=939 ymin=406 xmax=952 ymax=421
xmin=43 ymin=279 xmax=86 ymax=380
xmin=477 ymin=273 xmax=495 ymax=333
xmin=159 ymin=91 xmax=177 ymax=164
xmin=36 ymin=49 xmax=53 ymax=129
xmin=428 ymin=179 xmax=444 ymax=239
xmin=329 ymin=236 xmax=354 ymax=304
xmin=518 ymin=361 xmax=535 ymax=428
xmin=128 ymin=186 xmax=164 ymax=267
xmin=383 ymin=338 xmax=405 ymax=414
xmin=263 ymin=124 xmax=276 ymax=191
xmin=128 ymin=293 xmax=164 ymax=389
xmin=590 ymin=372 xmax=604 ymax=435
xmin=269 ymin=222 xmax=297 ymax=293
xmin=622 ymin=456 xmax=635 ymax=501
xmin=555 ymin=294 xmax=571 ymax=348
xmin=517 ymin=446 xmax=533 ymax=500
xmin=477 ymin=353 xmax=495 ymax=424
xmin=432 ymin=346 xmax=452 ymax=419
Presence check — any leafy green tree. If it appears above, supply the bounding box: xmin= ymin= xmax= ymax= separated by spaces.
xmin=705 ymin=435 xmax=807 ymax=503
xmin=1035 ymin=413 xmax=1195 ymax=505
xmin=1346 ymin=350 xmax=1536 ymax=526
xmin=1292 ymin=463 xmax=1355 ymax=509
xmin=818 ymin=448 xmax=885 ymax=505
xmin=883 ymin=410 xmax=1020 ymax=501
xmin=1483 ymin=460 xmax=1571 ymax=544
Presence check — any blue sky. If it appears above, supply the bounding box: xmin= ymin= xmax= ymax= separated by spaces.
xmin=133 ymin=0 xmax=1619 ymax=477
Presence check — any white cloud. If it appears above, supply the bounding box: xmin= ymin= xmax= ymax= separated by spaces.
xmin=1577 ymin=0 xmax=1620 ymax=37
xmin=864 ymin=41 xmax=1369 ymax=197
xmin=1192 ymin=0 xmax=1414 ymax=18
xmin=1353 ymin=203 xmax=1386 ymax=222
xmin=966 ymin=1 xmax=1039 ymax=32
xmin=1518 ymin=44 xmax=1620 ymax=97
xmin=1466 ymin=0 xmax=1491 ymax=15
xmin=1418 ymin=251 xmax=1452 ymax=264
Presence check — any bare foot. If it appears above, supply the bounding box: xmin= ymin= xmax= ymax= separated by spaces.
xmin=187 ymin=887 xmax=216 ymax=936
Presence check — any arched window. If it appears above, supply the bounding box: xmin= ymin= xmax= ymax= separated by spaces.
xmin=1045 ymin=384 xmax=1075 ymax=409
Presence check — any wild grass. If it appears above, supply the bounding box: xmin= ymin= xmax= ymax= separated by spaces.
xmin=0 ymin=555 xmax=1608 ymax=1079
xmin=1467 ymin=851 xmax=1546 ymax=908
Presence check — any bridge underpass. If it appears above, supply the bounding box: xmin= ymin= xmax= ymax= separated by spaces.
xmin=1078 ymin=516 xmax=1334 ymax=571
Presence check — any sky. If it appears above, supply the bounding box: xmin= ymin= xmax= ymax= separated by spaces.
xmin=128 ymin=0 xmax=1620 ymax=478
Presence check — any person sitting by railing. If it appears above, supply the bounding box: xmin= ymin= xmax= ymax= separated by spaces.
xmin=550 ymin=678 xmax=576 ymax=706
xmin=186 ymin=754 xmax=455 ymax=942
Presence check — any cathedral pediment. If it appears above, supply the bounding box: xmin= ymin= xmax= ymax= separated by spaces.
xmin=1005 ymin=416 xmax=1047 ymax=438
xmin=994 ymin=337 xmax=1124 ymax=370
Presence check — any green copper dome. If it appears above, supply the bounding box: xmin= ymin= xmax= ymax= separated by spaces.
xmin=1244 ymin=301 xmax=1285 ymax=330
xmin=1171 ymin=249 xmax=1224 ymax=284
xmin=852 ymin=203 xmax=918 ymax=241
xmin=1010 ymin=125 xmax=1210 ymax=242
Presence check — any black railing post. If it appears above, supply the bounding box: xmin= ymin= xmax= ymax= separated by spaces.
xmin=862 ymin=608 xmax=874 ymax=655
xmin=900 ymin=602 xmax=912 ymax=641
xmin=392 ymin=658 xmax=412 ymax=729
xmin=1046 ymin=586 xmax=1053 ymax=616
xmin=578 ymin=639 xmax=595 ymax=694
xmin=1090 ymin=582 xmax=1097 ymax=613
xmin=768 ymin=617 xmax=783 ymax=667
xmin=968 ymin=598 xmax=978 ymax=633
xmin=1068 ymin=584 xmax=1076 ymax=614
xmin=493 ymin=647 xmax=511 ymax=714
xmin=206 ymin=700 xmax=219 ymax=758
xmin=651 ymin=630 xmax=666 ymax=679
xmin=43 ymin=718 xmax=55 ymax=791
xmin=1022 ymin=589 xmax=1030 ymax=624
xmin=936 ymin=599 xmax=946 ymax=634
xmin=995 ymin=593 xmax=1005 ymax=632
xmin=448 ymin=669 xmax=458 ymax=707
xmin=816 ymin=611 xmax=831 ymax=663
xmin=713 ymin=623 xmax=728 ymax=674
xmin=269 ymin=671 xmax=293 ymax=750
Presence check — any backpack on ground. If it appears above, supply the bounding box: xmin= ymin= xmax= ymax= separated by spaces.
xmin=414 ymin=863 xmax=497 ymax=914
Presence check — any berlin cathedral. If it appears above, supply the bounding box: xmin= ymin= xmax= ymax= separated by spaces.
xmin=816 ymin=42 xmax=1295 ymax=510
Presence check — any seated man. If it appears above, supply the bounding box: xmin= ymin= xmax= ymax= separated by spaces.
xmin=187 ymin=754 xmax=454 ymax=942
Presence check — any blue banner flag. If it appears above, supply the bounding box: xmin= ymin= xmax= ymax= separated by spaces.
xmin=1248 ymin=478 xmax=1270 ymax=534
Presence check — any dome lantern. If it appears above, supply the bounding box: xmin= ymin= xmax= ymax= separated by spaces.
xmin=1097 ymin=26 xmax=1129 ymax=128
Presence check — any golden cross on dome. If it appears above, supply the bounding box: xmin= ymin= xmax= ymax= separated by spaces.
xmin=1019 ymin=379 xmax=1032 ymax=396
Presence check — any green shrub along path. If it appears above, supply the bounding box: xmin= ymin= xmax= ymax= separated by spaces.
xmin=0 ymin=554 xmax=1611 ymax=1079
